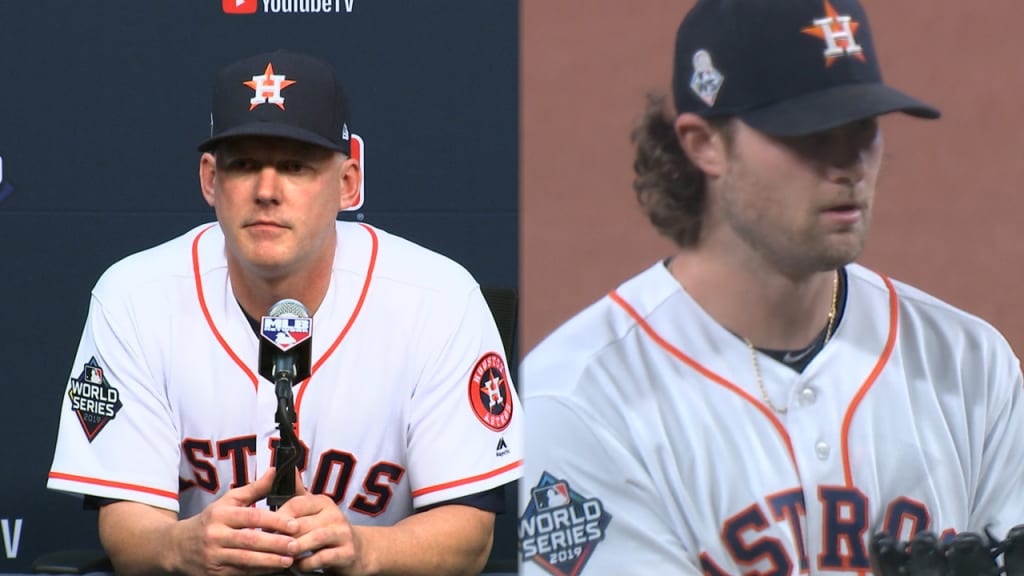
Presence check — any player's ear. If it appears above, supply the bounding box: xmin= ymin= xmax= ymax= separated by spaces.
xmin=676 ymin=113 xmax=729 ymax=178
xmin=199 ymin=152 xmax=217 ymax=207
xmin=337 ymin=155 xmax=362 ymax=211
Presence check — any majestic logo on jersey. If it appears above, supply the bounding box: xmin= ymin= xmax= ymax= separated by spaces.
xmin=496 ymin=437 xmax=510 ymax=457
xmin=801 ymin=0 xmax=866 ymax=67
xmin=244 ymin=62 xmax=297 ymax=111
xmin=468 ymin=352 xmax=513 ymax=432
xmin=68 ymin=357 xmax=123 ymax=442
xmin=260 ymin=316 xmax=312 ymax=351
xmin=690 ymin=49 xmax=724 ymax=107
xmin=519 ymin=472 xmax=612 ymax=576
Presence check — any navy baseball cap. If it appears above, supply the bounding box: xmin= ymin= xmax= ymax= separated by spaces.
xmin=198 ymin=50 xmax=351 ymax=155
xmin=672 ymin=0 xmax=940 ymax=136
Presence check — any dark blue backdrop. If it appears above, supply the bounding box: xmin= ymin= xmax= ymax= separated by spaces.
xmin=0 ymin=1 xmax=518 ymax=571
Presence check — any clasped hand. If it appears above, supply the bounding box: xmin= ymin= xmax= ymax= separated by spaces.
xmin=176 ymin=467 xmax=367 ymax=576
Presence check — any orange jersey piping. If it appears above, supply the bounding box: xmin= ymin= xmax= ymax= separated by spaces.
xmin=191 ymin=223 xmax=379 ymax=419
xmin=608 ymin=290 xmax=800 ymax=471
xmin=841 ymin=273 xmax=898 ymax=486
xmin=295 ymin=223 xmax=380 ymax=426
xmin=193 ymin=224 xmax=259 ymax=390
xmin=412 ymin=460 xmax=522 ymax=498
xmin=48 ymin=471 xmax=178 ymax=501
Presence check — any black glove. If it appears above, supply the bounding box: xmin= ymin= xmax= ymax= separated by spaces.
xmin=869 ymin=524 xmax=1024 ymax=575
xmin=1002 ymin=525 xmax=1024 ymax=576
xmin=869 ymin=532 xmax=908 ymax=576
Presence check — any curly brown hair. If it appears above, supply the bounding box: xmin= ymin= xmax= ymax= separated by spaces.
xmin=632 ymin=94 xmax=732 ymax=247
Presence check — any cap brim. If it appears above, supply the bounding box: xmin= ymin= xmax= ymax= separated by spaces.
xmin=197 ymin=122 xmax=347 ymax=153
xmin=740 ymin=83 xmax=940 ymax=137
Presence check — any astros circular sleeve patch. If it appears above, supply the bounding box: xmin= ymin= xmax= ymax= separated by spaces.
xmin=468 ymin=352 xmax=513 ymax=432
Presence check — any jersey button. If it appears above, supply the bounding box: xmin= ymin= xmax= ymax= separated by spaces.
xmin=815 ymin=440 xmax=830 ymax=460
xmin=800 ymin=387 xmax=817 ymax=405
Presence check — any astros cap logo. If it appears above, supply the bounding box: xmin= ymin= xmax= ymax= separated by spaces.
xmin=801 ymin=0 xmax=866 ymax=67
xmin=244 ymin=62 xmax=297 ymax=110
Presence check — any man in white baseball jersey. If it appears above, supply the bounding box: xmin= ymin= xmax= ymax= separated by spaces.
xmin=47 ymin=50 xmax=522 ymax=575
xmin=519 ymin=0 xmax=1024 ymax=574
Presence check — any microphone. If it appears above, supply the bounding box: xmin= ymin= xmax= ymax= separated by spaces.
xmin=257 ymin=298 xmax=313 ymax=509
xmin=258 ymin=298 xmax=313 ymax=387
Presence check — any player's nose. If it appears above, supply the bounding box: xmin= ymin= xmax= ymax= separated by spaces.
xmin=824 ymin=150 xmax=867 ymax=186
xmin=254 ymin=165 xmax=281 ymax=204
xmin=821 ymin=121 xmax=879 ymax=185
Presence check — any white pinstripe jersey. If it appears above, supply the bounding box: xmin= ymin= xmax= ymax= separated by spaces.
xmin=48 ymin=221 xmax=522 ymax=524
xmin=520 ymin=262 xmax=1024 ymax=575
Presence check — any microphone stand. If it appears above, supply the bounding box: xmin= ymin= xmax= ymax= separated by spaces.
xmin=257 ymin=300 xmax=316 ymax=575
xmin=266 ymin=371 xmax=316 ymax=576
xmin=268 ymin=372 xmax=300 ymax=510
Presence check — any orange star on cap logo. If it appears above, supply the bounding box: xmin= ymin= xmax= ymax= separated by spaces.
xmin=801 ymin=0 xmax=866 ymax=67
xmin=244 ymin=62 xmax=297 ymax=111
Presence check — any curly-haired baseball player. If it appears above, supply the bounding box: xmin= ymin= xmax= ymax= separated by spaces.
xmin=519 ymin=0 xmax=1024 ymax=574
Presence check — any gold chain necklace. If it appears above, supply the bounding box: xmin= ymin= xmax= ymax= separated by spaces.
xmin=744 ymin=271 xmax=839 ymax=415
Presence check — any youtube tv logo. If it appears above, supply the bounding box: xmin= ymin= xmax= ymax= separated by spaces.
xmin=223 ymin=0 xmax=257 ymax=14
xmin=223 ymin=0 xmax=355 ymax=14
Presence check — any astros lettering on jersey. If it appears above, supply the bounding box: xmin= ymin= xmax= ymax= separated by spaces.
xmin=520 ymin=262 xmax=1024 ymax=575
xmin=48 ymin=221 xmax=522 ymax=523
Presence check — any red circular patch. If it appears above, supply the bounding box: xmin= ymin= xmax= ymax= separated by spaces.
xmin=468 ymin=352 xmax=513 ymax=431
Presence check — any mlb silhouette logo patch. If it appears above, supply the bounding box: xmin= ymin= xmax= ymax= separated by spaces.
xmin=223 ymin=0 xmax=258 ymax=14
xmin=519 ymin=472 xmax=612 ymax=576
xmin=532 ymin=481 xmax=570 ymax=511
xmin=69 ymin=357 xmax=123 ymax=442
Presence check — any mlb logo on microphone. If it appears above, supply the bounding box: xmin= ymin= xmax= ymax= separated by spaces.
xmin=223 ymin=0 xmax=257 ymax=14
xmin=532 ymin=481 xmax=571 ymax=511
xmin=261 ymin=316 xmax=312 ymax=351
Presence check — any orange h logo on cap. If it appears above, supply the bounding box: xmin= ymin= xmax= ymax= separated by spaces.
xmin=244 ymin=62 xmax=297 ymax=110
xmin=802 ymin=0 xmax=866 ymax=67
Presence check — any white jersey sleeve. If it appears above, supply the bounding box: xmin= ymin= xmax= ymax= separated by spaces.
xmin=48 ymin=263 xmax=181 ymax=511
xmin=520 ymin=394 xmax=700 ymax=575
xmin=405 ymin=280 xmax=523 ymax=509
xmin=945 ymin=297 xmax=1024 ymax=538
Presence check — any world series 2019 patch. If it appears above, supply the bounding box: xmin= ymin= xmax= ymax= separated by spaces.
xmin=519 ymin=471 xmax=613 ymax=575
xmin=468 ymin=352 xmax=512 ymax=431
xmin=68 ymin=357 xmax=123 ymax=442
